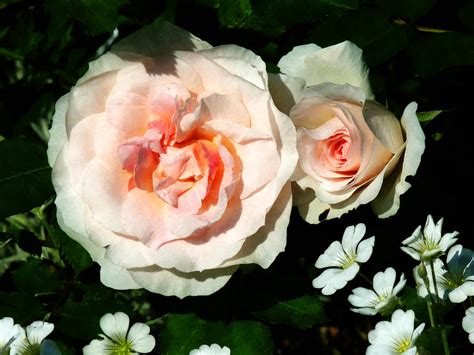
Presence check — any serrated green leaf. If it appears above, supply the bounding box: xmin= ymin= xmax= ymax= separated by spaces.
xmin=0 ymin=292 xmax=46 ymax=324
xmin=45 ymin=0 xmax=127 ymax=35
xmin=218 ymin=0 xmax=257 ymax=29
xmin=50 ymin=224 xmax=92 ymax=275
xmin=160 ymin=313 xmax=273 ymax=355
xmin=417 ymin=110 xmax=443 ymax=126
xmin=12 ymin=258 xmax=61 ymax=295
xmin=252 ymin=295 xmax=326 ymax=329
xmin=0 ymin=139 xmax=54 ymax=219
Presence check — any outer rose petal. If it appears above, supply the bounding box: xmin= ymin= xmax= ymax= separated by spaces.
xmin=129 ymin=265 xmax=239 ymax=298
xmin=268 ymin=73 xmax=306 ymax=115
xmin=277 ymin=41 xmax=373 ymax=99
xmin=372 ymin=102 xmax=425 ymax=217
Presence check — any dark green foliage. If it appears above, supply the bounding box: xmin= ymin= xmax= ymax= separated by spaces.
xmin=49 ymin=225 xmax=93 ymax=275
xmin=0 ymin=0 xmax=473 ymax=354
xmin=252 ymin=295 xmax=326 ymax=329
xmin=160 ymin=313 xmax=274 ymax=355
xmin=0 ymin=139 xmax=54 ymax=219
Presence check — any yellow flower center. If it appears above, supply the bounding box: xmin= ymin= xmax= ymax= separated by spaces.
xmin=395 ymin=338 xmax=412 ymax=353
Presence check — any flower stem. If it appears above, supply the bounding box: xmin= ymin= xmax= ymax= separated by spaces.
xmin=429 ymin=260 xmax=440 ymax=301
xmin=426 ymin=301 xmax=436 ymax=328
xmin=358 ymin=271 xmax=372 ymax=286
xmin=441 ymin=327 xmax=450 ymax=355
xmin=426 ymin=261 xmax=450 ymax=355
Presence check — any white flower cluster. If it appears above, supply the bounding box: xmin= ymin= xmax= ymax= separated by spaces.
xmin=313 ymin=214 xmax=473 ymax=352
xmin=0 ymin=317 xmax=54 ymax=355
xmin=381 ymin=214 xmax=473 ymax=349
xmin=0 ymin=312 xmax=158 ymax=355
xmin=402 ymin=214 xmax=473 ymax=344
xmin=312 ymin=222 xmax=423 ymax=353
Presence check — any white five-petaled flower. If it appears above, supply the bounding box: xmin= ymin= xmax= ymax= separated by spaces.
xmin=9 ymin=321 xmax=54 ymax=355
xmin=401 ymin=215 xmax=459 ymax=261
xmin=367 ymin=309 xmax=425 ymax=355
xmin=312 ymin=223 xmax=375 ymax=295
xmin=0 ymin=317 xmax=22 ymax=352
xmin=414 ymin=245 xmax=474 ymax=303
xmin=189 ymin=343 xmax=231 ymax=355
xmin=83 ymin=312 xmax=155 ymax=355
xmin=348 ymin=267 xmax=406 ymax=316
xmin=462 ymin=307 xmax=474 ymax=344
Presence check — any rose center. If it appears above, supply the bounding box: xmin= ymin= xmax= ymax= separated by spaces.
xmin=324 ymin=131 xmax=351 ymax=168
xmin=117 ymin=94 xmax=224 ymax=211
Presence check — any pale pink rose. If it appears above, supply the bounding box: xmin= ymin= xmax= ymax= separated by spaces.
xmin=47 ymin=22 xmax=297 ymax=298
xmin=269 ymin=42 xmax=425 ymax=223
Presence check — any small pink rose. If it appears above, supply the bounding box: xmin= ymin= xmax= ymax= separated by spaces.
xmin=47 ymin=22 xmax=297 ymax=298
xmin=269 ymin=41 xmax=425 ymax=222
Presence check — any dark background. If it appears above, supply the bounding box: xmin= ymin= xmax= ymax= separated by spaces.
xmin=1 ymin=0 xmax=473 ymax=354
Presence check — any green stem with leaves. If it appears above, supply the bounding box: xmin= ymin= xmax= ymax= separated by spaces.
xmin=425 ymin=260 xmax=450 ymax=355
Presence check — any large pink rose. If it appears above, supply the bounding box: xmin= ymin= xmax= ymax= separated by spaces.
xmin=270 ymin=42 xmax=425 ymax=223
xmin=47 ymin=22 xmax=297 ymax=298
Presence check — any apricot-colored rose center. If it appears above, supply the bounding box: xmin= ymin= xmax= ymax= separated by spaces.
xmin=117 ymin=93 xmax=225 ymax=214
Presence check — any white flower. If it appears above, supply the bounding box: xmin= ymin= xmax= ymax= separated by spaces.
xmin=348 ymin=267 xmax=406 ymax=316
xmin=189 ymin=343 xmax=231 ymax=355
xmin=367 ymin=309 xmax=425 ymax=355
xmin=414 ymin=245 xmax=474 ymax=303
xmin=0 ymin=317 xmax=22 ymax=352
xmin=401 ymin=215 xmax=459 ymax=261
xmin=10 ymin=321 xmax=54 ymax=355
xmin=312 ymin=223 xmax=375 ymax=295
xmin=462 ymin=307 xmax=474 ymax=344
xmin=83 ymin=312 xmax=155 ymax=355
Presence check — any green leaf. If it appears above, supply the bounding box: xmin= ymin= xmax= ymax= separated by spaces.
xmin=56 ymin=285 xmax=132 ymax=340
xmin=374 ymin=0 xmax=436 ymax=21
xmin=160 ymin=313 xmax=273 ymax=355
xmin=319 ymin=0 xmax=358 ymax=10
xmin=251 ymin=0 xmax=353 ymax=29
xmin=458 ymin=1 xmax=474 ymax=32
xmin=49 ymin=224 xmax=93 ymax=275
xmin=40 ymin=340 xmax=62 ymax=355
xmin=223 ymin=320 xmax=273 ymax=355
xmin=309 ymin=7 xmax=413 ymax=67
xmin=407 ymin=32 xmax=474 ymax=78
xmin=0 ymin=292 xmax=46 ymax=324
xmin=12 ymin=258 xmax=61 ymax=295
xmin=251 ymin=295 xmax=326 ymax=329
xmin=217 ymin=0 xmax=259 ymax=29
xmin=0 ymin=139 xmax=54 ymax=220
xmin=45 ymin=0 xmax=128 ymax=35
xmin=416 ymin=110 xmax=443 ymax=126
xmin=416 ymin=325 xmax=453 ymax=355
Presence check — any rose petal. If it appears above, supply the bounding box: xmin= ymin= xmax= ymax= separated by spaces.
xmin=268 ymin=73 xmax=306 ymax=115
xmin=372 ymin=102 xmax=425 ymax=217
xmin=278 ymin=41 xmax=373 ymax=98
xmin=66 ymin=70 xmax=118 ymax=134
xmin=129 ymin=265 xmax=239 ymax=299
